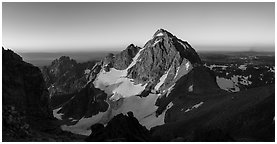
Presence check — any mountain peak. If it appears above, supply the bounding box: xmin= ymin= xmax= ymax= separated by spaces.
xmin=143 ymin=29 xmax=202 ymax=65
xmin=153 ymin=28 xmax=174 ymax=38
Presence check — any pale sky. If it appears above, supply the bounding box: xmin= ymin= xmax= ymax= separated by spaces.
xmin=2 ymin=2 xmax=275 ymax=52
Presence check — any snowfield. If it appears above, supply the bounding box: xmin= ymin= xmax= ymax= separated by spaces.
xmin=59 ymin=46 xmax=174 ymax=135
xmin=139 ymin=101 xmax=173 ymax=129
xmin=93 ymin=48 xmax=146 ymax=99
xmin=216 ymin=76 xmax=240 ymax=92
xmin=216 ymin=75 xmax=252 ymax=92
xmin=61 ymin=111 xmax=108 ymax=136
xmin=52 ymin=38 xmax=199 ymax=136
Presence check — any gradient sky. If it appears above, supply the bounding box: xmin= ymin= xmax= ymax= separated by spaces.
xmin=2 ymin=2 xmax=275 ymax=52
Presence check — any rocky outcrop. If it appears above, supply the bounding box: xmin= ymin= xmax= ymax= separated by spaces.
xmin=85 ymin=112 xmax=152 ymax=142
xmin=150 ymin=85 xmax=275 ymax=142
xmin=47 ymin=29 xmax=274 ymax=142
xmin=127 ymin=29 xmax=202 ymax=87
xmin=101 ymin=44 xmax=141 ymax=71
xmin=3 ymin=105 xmax=32 ymax=141
xmin=41 ymin=56 xmax=96 ymax=98
xmin=155 ymin=66 xmax=226 ymax=116
xmin=113 ymin=44 xmax=141 ymax=70
xmin=56 ymin=82 xmax=109 ymax=120
xmin=52 ymin=29 xmax=223 ymax=136
xmin=2 ymin=48 xmax=52 ymax=119
xmin=2 ymin=48 xmax=88 ymax=142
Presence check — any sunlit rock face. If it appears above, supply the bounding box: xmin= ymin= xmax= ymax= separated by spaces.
xmin=52 ymin=29 xmax=221 ymax=136
xmin=41 ymin=56 xmax=96 ymax=98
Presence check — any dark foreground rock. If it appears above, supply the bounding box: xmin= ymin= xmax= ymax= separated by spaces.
xmin=150 ymin=85 xmax=275 ymax=142
xmin=85 ymin=112 xmax=152 ymax=142
xmin=2 ymin=47 xmax=85 ymax=141
xmin=56 ymin=81 xmax=109 ymax=120
xmin=3 ymin=47 xmax=52 ymax=119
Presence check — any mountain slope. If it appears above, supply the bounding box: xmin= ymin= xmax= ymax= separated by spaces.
xmin=52 ymin=29 xmax=223 ymax=135
xmin=3 ymin=48 xmax=52 ymax=119
xmin=2 ymin=48 xmax=86 ymax=141
xmin=49 ymin=29 xmax=274 ymax=142
xmin=151 ymin=84 xmax=274 ymax=141
xmin=41 ymin=56 xmax=96 ymax=98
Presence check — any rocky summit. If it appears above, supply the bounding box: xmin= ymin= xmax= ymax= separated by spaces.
xmin=52 ymin=29 xmax=228 ymax=137
xmin=3 ymin=29 xmax=274 ymax=142
xmin=127 ymin=29 xmax=202 ymax=86
xmin=41 ymin=56 xmax=96 ymax=98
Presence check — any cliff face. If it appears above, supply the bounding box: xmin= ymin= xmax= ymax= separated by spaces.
xmin=51 ymin=29 xmax=222 ymax=136
xmin=2 ymin=48 xmax=89 ymax=142
xmin=41 ymin=56 xmax=96 ymax=98
xmin=2 ymin=48 xmax=52 ymax=118
xmin=126 ymin=29 xmax=202 ymax=86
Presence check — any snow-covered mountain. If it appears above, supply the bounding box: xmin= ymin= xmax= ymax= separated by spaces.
xmin=52 ymin=29 xmax=224 ymax=135
xmin=3 ymin=29 xmax=274 ymax=141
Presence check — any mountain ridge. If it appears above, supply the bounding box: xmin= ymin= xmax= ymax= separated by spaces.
xmin=2 ymin=28 xmax=274 ymax=142
xmin=52 ymin=29 xmax=223 ymax=136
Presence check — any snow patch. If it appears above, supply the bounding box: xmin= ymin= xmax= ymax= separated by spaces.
xmin=238 ymin=65 xmax=247 ymax=70
xmin=152 ymin=39 xmax=162 ymax=46
xmin=174 ymin=66 xmax=180 ymax=79
xmin=178 ymin=41 xmax=188 ymax=49
xmin=269 ymin=67 xmax=275 ymax=72
xmin=184 ymin=102 xmax=204 ymax=113
xmin=217 ymin=75 xmax=253 ymax=92
xmin=239 ymin=76 xmax=252 ymax=85
xmin=107 ymin=93 xmax=173 ymax=130
xmin=208 ymin=64 xmax=228 ymax=70
xmin=165 ymin=84 xmax=175 ymax=97
xmin=109 ymin=94 xmax=161 ymax=129
xmin=53 ymin=107 xmax=64 ymax=120
xmin=110 ymin=79 xmax=146 ymax=100
xmin=126 ymin=48 xmax=144 ymax=70
xmin=155 ymin=70 xmax=169 ymax=90
xmin=188 ymin=85 xmax=193 ymax=92
xmin=84 ymin=69 xmax=91 ymax=74
xmin=185 ymin=61 xmax=190 ymax=69
xmin=174 ymin=61 xmax=192 ymax=80
xmin=156 ymin=32 xmax=164 ymax=37
xmin=61 ymin=111 xmax=107 ymax=136
xmin=216 ymin=77 xmax=240 ymax=92
xmin=139 ymin=101 xmax=173 ymax=129
xmin=93 ymin=48 xmax=146 ymax=99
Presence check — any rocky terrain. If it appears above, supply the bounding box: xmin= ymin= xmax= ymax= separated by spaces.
xmin=200 ymin=52 xmax=275 ymax=92
xmin=85 ymin=111 xmax=152 ymax=142
xmin=41 ymin=56 xmax=96 ymax=97
xmin=48 ymin=29 xmax=274 ymax=141
xmin=2 ymin=48 xmax=85 ymax=141
xmin=3 ymin=29 xmax=275 ymax=142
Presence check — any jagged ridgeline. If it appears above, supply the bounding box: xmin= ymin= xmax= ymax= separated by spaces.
xmin=3 ymin=29 xmax=274 ymax=142
xmin=51 ymin=29 xmax=226 ymax=135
